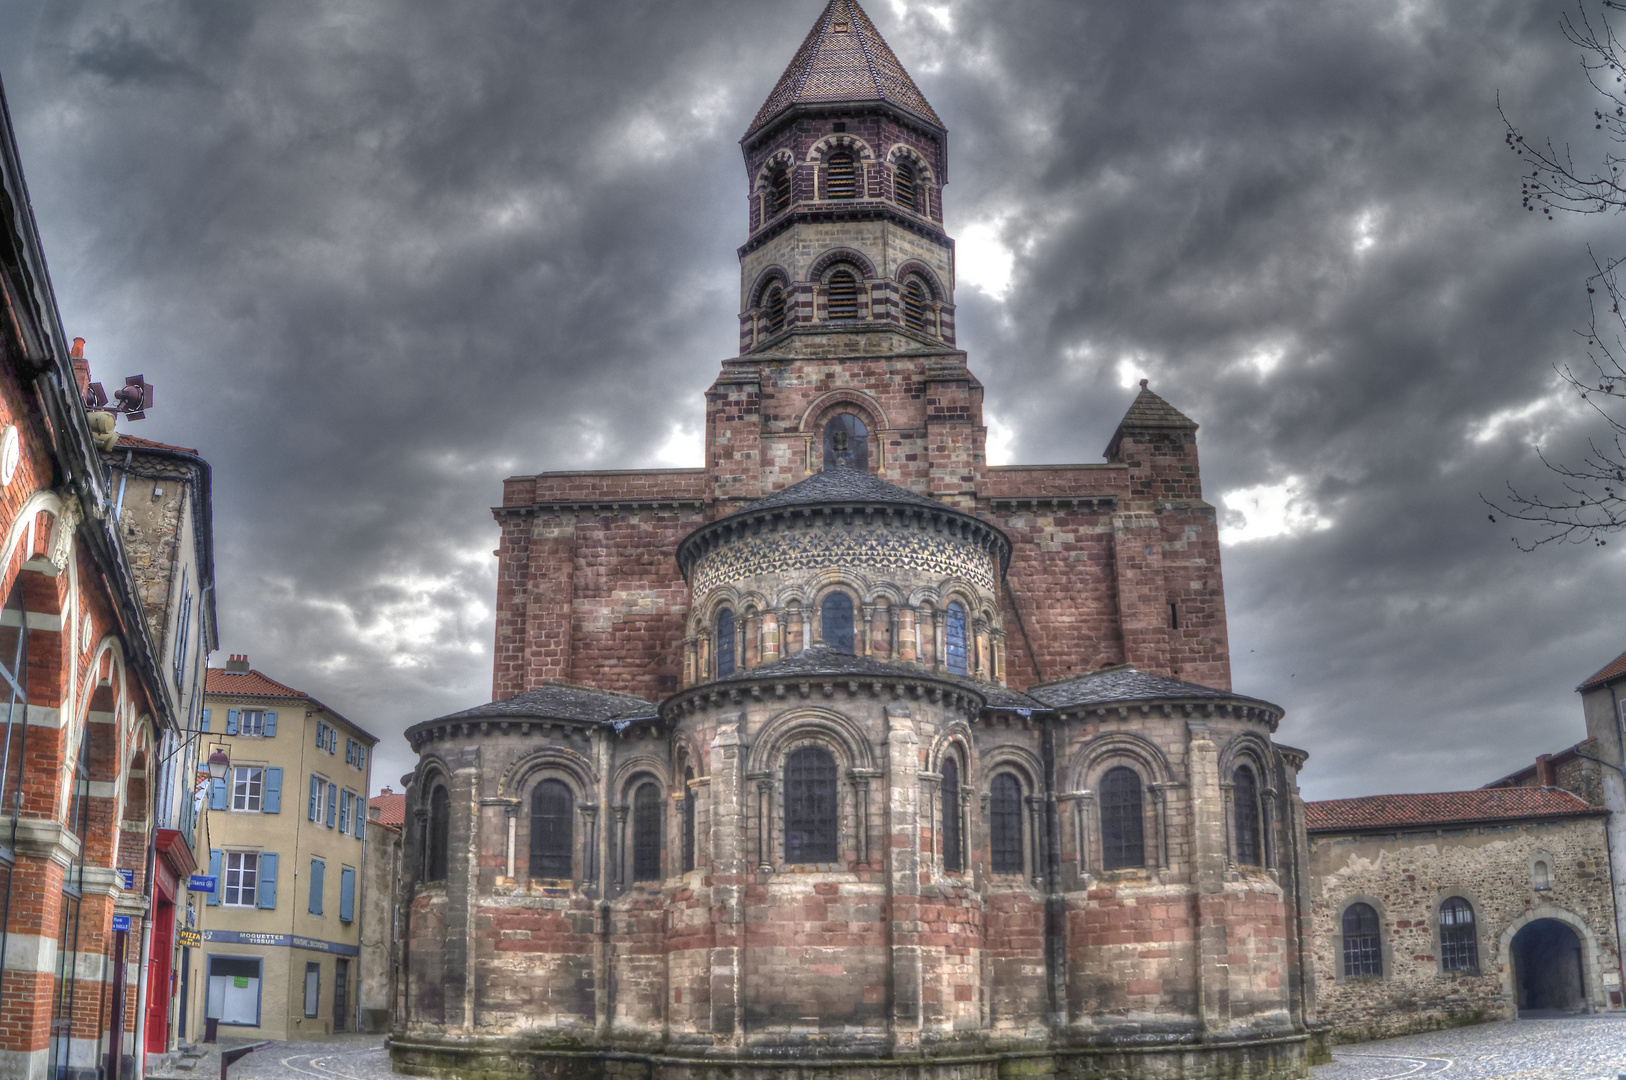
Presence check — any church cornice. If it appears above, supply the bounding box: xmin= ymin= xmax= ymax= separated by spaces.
xmin=661 ymin=667 xmax=984 ymax=722
xmin=494 ymin=498 xmax=706 ymax=520
xmin=738 ymin=202 xmax=952 ymax=259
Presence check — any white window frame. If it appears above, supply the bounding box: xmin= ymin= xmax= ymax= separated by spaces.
xmin=231 ymin=766 xmax=264 ymax=813
xmin=238 ymin=709 xmax=265 ymax=737
xmin=223 ymin=851 xmax=259 ymax=907
xmin=313 ymin=776 xmax=330 ymax=823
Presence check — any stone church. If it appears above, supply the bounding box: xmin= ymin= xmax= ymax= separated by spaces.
xmin=391 ymin=2 xmax=1327 ymax=1077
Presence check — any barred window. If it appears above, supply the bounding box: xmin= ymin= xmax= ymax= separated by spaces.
xmin=764 ymin=284 xmax=787 ymax=335
xmin=716 ymin=608 xmax=736 ymax=677
xmin=903 ymin=277 xmax=929 ymax=333
xmin=945 ymin=602 xmax=968 ymax=675
xmin=1439 ymin=897 xmax=1478 ymax=973
xmin=425 ymin=785 xmax=450 ymax=883
xmin=1342 ymin=902 xmax=1382 ymax=978
xmin=1100 ymin=766 xmax=1146 ymax=870
xmin=941 ymin=755 xmax=963 ymax=872
xmin=1233 ymin=764 xmax=1262 ymax=866
xmin=682 ymin=767 xmax=696 ymax=874
xmin=821 ymin=592 xmax=855 ymax=654
xmin=990 ymin=772 xmax=1024 ymax=873
xmin=785 ymin=746 xmax=838 ymax=864
xmin=632 ymin=781 xmax=662 ymax=882
xmin=895 ymin=161 xmax=918 ymax=211
xmin=771 ymin=165 xmax=792 ymax=214
xmin=529 ymin=780 xmax=573 ymax=880
xmin=823 ymin=413 xmax=869 ymax=471
xmin=826 ymin=152 xmax=856 ymax=198
xmin=826 ymin=270 xmax=859 ymax=320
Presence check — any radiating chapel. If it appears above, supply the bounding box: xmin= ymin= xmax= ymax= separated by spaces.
xmin=392 ymin=3 xmax=1327 ymax=1077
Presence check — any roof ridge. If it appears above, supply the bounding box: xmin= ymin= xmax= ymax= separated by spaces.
xmin=791 ymin=0 xmax=837 ymax=102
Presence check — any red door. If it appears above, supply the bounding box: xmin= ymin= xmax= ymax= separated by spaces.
xmin=145 ymin=891 xmax=174 ymax=1054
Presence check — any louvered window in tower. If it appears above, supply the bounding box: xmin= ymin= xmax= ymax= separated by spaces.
xmin=1100 ymin=766 xmax=1146 ymax=870
xmin=632 ymin=782 xmax=662 ymax=882
xmin=426 ymin=785 xmax=449 ymax=883
xmin=785 ymin=746 xmax=838 ymax=864
xmin=826 ymin=271 xmax=859 ymax=320
xmin=764 ymin=285 xmax=787 ymax=335
xmin=895 ymin=161 xmax=918 ymax=211
xmin=821 ymin=592 xmax=855 ymax=654
xmin=771 ymin=166 xmax=792 ymax=214
xmin=826 ymin=152 xmax=856 ymax=199
xmin=903 ymin=277 xmax=929 ymax=334
xmin=941 ymin=755 xmax=962 ymax=872
xmin=681 ymin=767 xmax=696 ymax=873
xmin=715 ymin=608 xmax=736 ymax=677
xmin=1342 ymin=902 xmax=1382 ymax=977
xmin=530 ymin=780 xmax=573 ymax=879
xmin=945 ymin=602 xmax=968 ymax=674
xmin=990 ymin=772 xmax=1024 ymax=873
xmin=1439 ymin=897 xmax=1478 ymax=972
xmin=1233 ymin=764 xmax=1262 ymax=866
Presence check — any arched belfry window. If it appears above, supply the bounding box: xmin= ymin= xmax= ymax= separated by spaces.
xmin=1100 ymin=766 xmax=1145 ymax=870
xmin=821 ymin=592 xmax=855 ymax=654
xmin=826 ymin=151 xmax=856 ymax=199
xmin=764 ymin=284 xmax=787 ymax=335
xmin=941 ymin=755 xmax=963 ymax=872
xmin=945 ymin=602 xmax=968 ymax=675
xmin=681 ymin=767 xmax=696 ymax=873
xmin=425 ymin=784 xmax=450 ymax=883
xmin=823 ymin=413 xmax=869 ymax=472
xmin=990 ymin=772 xmax=1024 ymax=873
xmin=895 ymin=160 xmax=918 ymax=211
xmin=785 ymin=746 xmax=838 ymax=864
xmin=1439 ymin=897 xmax=1478 ymax=972
xmin=826 ymin=270 xmax=859 ymax=321
xmin=632 ymin=781 xmax=662 ymax=882
xmin=1342 ymin=903 xmax=1382 ymax=978
xmin=903 ymin=276 xmax=930 ymax=334
xmin=530 ymin=780 xmax=573 ymax=879
xmin=770 ymin=165 xmax=792 ymax=214
xmin=1233 ymin=764 xmax=1263 ymax=866
xmin=715 ymin=608 xmax=736 ymax=677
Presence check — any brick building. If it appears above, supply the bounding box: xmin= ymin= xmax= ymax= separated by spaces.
xmin=393 ymin=2 xmax=1326 ymax=1078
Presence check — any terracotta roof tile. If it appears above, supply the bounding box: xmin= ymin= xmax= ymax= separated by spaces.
xmin=369 ymin=792 xmax=405 ymax=827
xmin=1579 ymin=648 xmax=1626 ymax=691
xmin=110 ymin=433 xmax=201 ymax=456
xmin=748 ymin=0 xmax=941 ymax=136
xmin=1305 ymin=787 xmax=1601 ymax=833
xmin=205 ymin=668 xmax=306 ymax=699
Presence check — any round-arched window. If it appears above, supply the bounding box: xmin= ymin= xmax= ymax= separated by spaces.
xmin=903 ymin=276 xmax=930 ymax=334
xmin=770 ymin=165 xmax=792 ymax=214
xmin=823 ymin=413 xmax=869 ymax=472
xmin=826 ymin=269 xmax=859 ymax=321
xmin=785 ymin=746 xmax=838 ymax=863
xmin=1342 ymin=902 xmax=1382 ymax=978
xmin=632 ymin=781 xmax=663 ymax=882
xmin=764 ymin=284 xmax=787 ymax=335
xmin=1234 ymin=764 xmax=1262 ymax=866
xmin=990 ymin=772 xmax=1024 ymax=874
xmin=941 ymin=755 xmax=962 ymax=872
xmin=1099 ymin=766 xmax=1145 ymax=870
xmin=715 ymin=608 xmax=736 ymax=677
xmin=821 ymin=592 xmax=855 ymax=654
xmin=529 ymin=780 xmax=573 ymax=880
xmin=425 ymin=785 xmax=450 ymax=883
xmin=944 ymin=602 xmax=968 ymax=675
xmin=895 ymin=160 xmax=918 ymax=211
xmin=825 ymin=151 xmax=856 ymax=199
xmin=1439 ymin=897 xmax=1478 ymax=973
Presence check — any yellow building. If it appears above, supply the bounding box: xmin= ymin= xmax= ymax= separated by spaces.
xmin=189 ymin=656 xmax=377 ymax=1040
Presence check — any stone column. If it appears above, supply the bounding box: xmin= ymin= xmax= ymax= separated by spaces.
xmin=709 ymin=715 xmax=747 ymax=1043
xmin=785 ymin=607 xmax=804 ymax=657
xmin=683 ymin=636 xmax=698 ymax=689
xmin=1261 ymin=787 xmax=1278 ymax=870
xmin=761 ymin=611 xmax=780 ymax=664
xmin=1150 ymin=783 xmax=1177 ymax=872
xmin=580 ymin=804 xmax=599 ymax=891
xmin=697 ymin=635 xmax=712 ymax=684
xmin=1067 ymin=792 xmax=1094 ymax=876
xmin=504 ymin=804 xmax=518 ymax=880
xmin=870 ymin=601 xmax=891 ymax=659
xmin=749 ymin=775 xmax=774 ymax=871
xmin=613 ymin=805 xmax=629 ymax=890
xmin=861 ymin=604 xmax=875 ymax=657
xmin=743 ymin=611 xmax=760 ymax=669
xmin=850 ymin=770 xmax=879 ymax=867
xmin=897 ymin=607 xmax=918 ymax=662
xmin=884 ymin=706 xmax=922 ymax=1050
xmin=1187 ymin=721 xmax=1230 ymax=1033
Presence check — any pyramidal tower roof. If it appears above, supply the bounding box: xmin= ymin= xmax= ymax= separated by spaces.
xmin=747 ymin=0 xmax=942 ymax=137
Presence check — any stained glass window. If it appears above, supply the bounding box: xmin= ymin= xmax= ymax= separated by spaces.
xmin=632 ymin=782 xmax=662 ymax=882
xmin=945 ymin=602 xmax=968 ymax=675
xmin=941 ymin=756 xmax=962 ymax=872
xmin=822 ymin=593 xmax=855 ymax=654
xmin=785 ymin=746 xmax=838 ymax=864
xmin=1234 ymin=765 xmax=1262 ymax=866
xmin=530 ymin=780 xmax=573 ymax=879
xmin=991 ymin=773 xmax=1024 ymax=873
xmin=716 ymin=608 xmax=736 ymax=677
xmin=1100 ymin=766 xmax=1145 ymax=870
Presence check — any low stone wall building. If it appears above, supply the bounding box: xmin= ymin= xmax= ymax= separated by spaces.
xmin=1307 ymin=788 xmax=1620 ymax=1042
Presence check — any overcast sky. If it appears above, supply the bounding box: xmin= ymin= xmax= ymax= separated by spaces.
xmin=1 ymin=0 xmax=1622 ymax=801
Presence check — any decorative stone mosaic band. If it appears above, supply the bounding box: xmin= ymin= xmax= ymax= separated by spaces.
xmin=690 ymin=525 xmax=999 ymax=597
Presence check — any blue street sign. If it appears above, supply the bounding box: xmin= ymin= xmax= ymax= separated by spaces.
xmin=118 ymin=868 xmax=134 ymax=890
xmin=111 ymin=915 xmax=130 ymax=932
xmin=188 ymin=874 xmax=218 ymax=893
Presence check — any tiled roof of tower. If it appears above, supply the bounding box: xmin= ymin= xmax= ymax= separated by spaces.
xmin=1305 ymin=788 xmax=1602 ymax=833
xmin=747 ymin=0 xmax=941 ymax=137
xmin=1579 ymin=648 xmax=1626 ymax=690
xmin=740 ymin=465 xmax=945 ymax=515
xmin=1117 ymin=383 xmax=1198 ymax=432
xmin=1028 ymin=667 xmax=1276 ymax=713
xmin=205 ymin=668 xmax=305 ymax=699
xmin=427 ymin=683 xmax=658 ymax=726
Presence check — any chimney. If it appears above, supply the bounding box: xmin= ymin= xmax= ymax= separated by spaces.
xmin=69 ymin=338 xmax=91 ymax=399
xmin=224 ymin=654 xmax=250 ymax=674
xmin=1536 ymin=754 xmax=1556 ymax=788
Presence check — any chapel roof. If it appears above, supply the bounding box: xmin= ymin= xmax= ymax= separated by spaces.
xmin=747 ymin=0 xmax=942 ymax=137
xmin=1305 ymin=787 xmax=1603 ymax=833
xmin=426 ymin=682 xmax=658 ymax=726
xmin=1579 ymin=647 xmax=1626 ymax=691
xmin=1028 ymin=666 xmax=1278 ymax=715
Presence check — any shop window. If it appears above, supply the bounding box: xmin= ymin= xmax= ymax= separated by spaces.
xmin=206 ymin=956 xmax=262 ymax=1028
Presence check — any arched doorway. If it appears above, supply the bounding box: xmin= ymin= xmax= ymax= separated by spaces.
xmin=1512 ymin=918 xmax=1587 ymax=1015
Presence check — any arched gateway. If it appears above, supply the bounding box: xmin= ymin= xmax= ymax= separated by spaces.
xmin=392 ymin=1 xmax=1325 ymax=1077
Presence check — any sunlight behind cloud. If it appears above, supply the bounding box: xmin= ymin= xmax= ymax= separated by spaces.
xmin=984 ymin=411 xmax=1015 ymax=466
xmin=1219 ymin=477 xmax=1334 ymax=544
xmin=957 ymin=219 xmax=1015 ymax=300
xmin=653 ymin=419 xmax=704 ymax=468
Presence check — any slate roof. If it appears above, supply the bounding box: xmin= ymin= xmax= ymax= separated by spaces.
xmin=369 ymin=791 xmax=405 ymax=827
xmin=1305 ymin=788 xmax=1603 ymax=833
xmin=1028 ymin=667 xmax=1273 ymax=712
xmin=747 ymin=0 xmax=942 ymax=137
xmin=739 ymin=465 xmax=946 ymax=515
xmin=1579 ymin=648 xmax=1626 ymax=691
xmin=429 ymin=683 xmax=658 ymax=726
xmin=206 ymin=668 xmax=306 ymax=699
xmin=697 ymin=645 xmax=1047 ymax=706
xmin=1115 ymin=382 xmax=1198 ymax=433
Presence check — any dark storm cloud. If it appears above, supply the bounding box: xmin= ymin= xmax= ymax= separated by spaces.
xmin=0 ymin=0 xmax=1619 ymax=798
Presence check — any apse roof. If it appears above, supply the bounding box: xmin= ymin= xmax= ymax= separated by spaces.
xmin=1028 ymin=667 xmax=1278 ymax=714
xmin=429 ymin=683 xmax=658 ymax=726
xmin=747 ymin=0 xmax=942 ymax=137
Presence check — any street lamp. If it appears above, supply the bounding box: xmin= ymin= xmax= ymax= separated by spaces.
xmin=206 ymin=746 xmax=230 ymax=782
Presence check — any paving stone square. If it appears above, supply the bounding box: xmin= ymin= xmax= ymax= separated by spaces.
xmin=1313 ymin=1018 xmax=1626 ymax=1079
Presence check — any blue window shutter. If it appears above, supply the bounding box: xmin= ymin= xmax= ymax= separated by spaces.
xmin=309 ymin=775 xmax=320 ymax=820
xmin=201 ymin=707 xmax=211 ymax=733
xmin=264 ymin=711 xmax=277 ymax=737
xmin=257 ymin=853 xmax=278 ymax=909
xmin=340 ymin=868 xmax=355 ymax=923
xmin=207 ymin=849 xmax=222 ymax=906
xmin=262 ymin=768 xmax=282 ymax=813
xmin=356 ymin=806 xmax=365 ymax=840
xmin=357 ymin=747 xmax=366 ymax=771
xmin=316 ymin=722 xmax=325 ymax=748
xmin=210 ymin=777 xmax=227 ymax=810
xmin=225 ymin=709 xmax=239 ymax=735
xmin=327 ymin=783 xmax=337 ymax=827
xmin=309 ymin=859 xmax=324 ymax=914
xmin=344 ymin=740 xmax=353 ymax=765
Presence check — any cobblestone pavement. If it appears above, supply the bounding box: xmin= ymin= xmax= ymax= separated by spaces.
xmin=1312 ymin=1017 xmax=1626 ymax=1079
xmin=217 ymin=1035 xmax=395 ymax=1080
